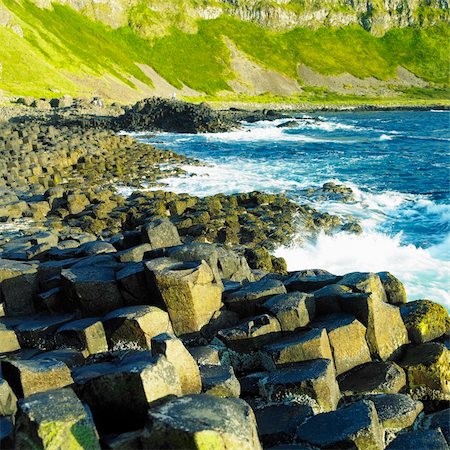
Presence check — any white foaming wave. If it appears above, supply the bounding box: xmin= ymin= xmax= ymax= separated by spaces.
xmin=275 ymin=230 xmax=450 ymax=309
xmin=131 ymin=162 xmax=307 ymax=197
xmin=379 ymin=134 xmax=394 ymax=141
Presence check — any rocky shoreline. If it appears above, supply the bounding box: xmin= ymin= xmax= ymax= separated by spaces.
xmin=0 ymin=98 xmax=449 ymax=450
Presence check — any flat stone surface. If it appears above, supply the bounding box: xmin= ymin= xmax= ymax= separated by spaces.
xmin=142 ymin=394 xmax=262 ymax=450
xmin=338 ymin=361 xmax=406 ymax=396
xmin=200 ymin=364 xmax=241 ymax=398
xmin=284 ymin=269 xmax=341 ymax=293
xmin=386 ymin=429 xmax=448 ymax=450
xmin=296 ymin=400 xmax=384 ymax=450
xmin=225 ymin=278 xmax=287 ymax=316
xmin=262 ymin=291 xmax=315 ymax=331
xmin=261 ymin=328 xmax=332 ymax=370
xmin=362 ymin=393 xmax=423 ymax=430
xmin=259 ymin=358 xmax=340 ymax=412
xmin=15 ymin=388 xmax=100 ymax=449
xmin=421 ymin=409 xmax=450 ymax=444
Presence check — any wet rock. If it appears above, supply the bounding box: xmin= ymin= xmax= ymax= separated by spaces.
xmin=259 ymin=359 xmax=340 ymax=412
xmin=338 ymin=361 xmax=407 ymax=396
xmin=284 ymin=269 xmax=341 ymax=293
xmin=400 ymin=300 xmax=449 ymax=343
xmin=262 ymin=292 xmax=315 ymax=331
xmin=362 ymin=393 xmax=423 ymax=430
xmin=1 ymin=358 xmax=73 ymax=398
xmin=55 ymin=317 xmax=108 ymax=357
xmin=200 ymin=364 xmax=241 ymax=398
xmin=253 ymin=403 xmax=314 ymax=447
xmin=399 ymin=342 xmax=450 ymax=394
xmin=15 ymin=388 xmax=100 ymax=449
xmin=296 ymin=400 xmax=384 ymax=450
xmin=141 ymin=218 xmax=181 ymax=249
xmin=103 ymin=305 xmax=173 ymax=351
xmin=146 ymin=259 xmax=223 ymax=336
xmin=62 ymin=264 xmax=124 ymax=316
xmin=142 ymin=394 xmax=262 ymax=449
xmin=386 ymin=429 xmax=448 ymax=450
xmin=217 ymin=314 xmax=281 ymax=352
xmin=224 ymin=278 xmax=287 ymax=316
xmin=311 ymin=313 xmax=372 ymax=375
xmin=77 ymin=353 xmax=181 ymax=433
xmin=151 ymin=333 xmax=201 ymax=395
xmin=378 ymin=272 xmax=407 ymax=305
xmin=0 ymin=259 xmax=38 ymax=316
xmin=0 ymin=377 xmax=17 ymax=416
xmin=260 ymin=328 xmax=332 ymax=370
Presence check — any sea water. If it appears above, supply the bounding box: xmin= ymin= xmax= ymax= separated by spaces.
xmin=127 ymin=110 xmax=450 ymax=309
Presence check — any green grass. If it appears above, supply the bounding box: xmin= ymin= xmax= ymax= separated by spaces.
xmin=0 ymin=0 xmax=448 ymax=100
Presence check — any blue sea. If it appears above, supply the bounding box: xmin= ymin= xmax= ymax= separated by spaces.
xmin=126 ymin=110 xmax=450 ymax=309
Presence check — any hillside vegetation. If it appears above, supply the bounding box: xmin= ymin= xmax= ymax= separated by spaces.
xmin=0 ymin=0 xmax=448 ymax=103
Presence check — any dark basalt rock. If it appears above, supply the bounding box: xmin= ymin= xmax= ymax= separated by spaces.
xmin=386 ymin=429 xmax=448 ymax=450
xmin=116 ymin=98 xmax=237 ymax=133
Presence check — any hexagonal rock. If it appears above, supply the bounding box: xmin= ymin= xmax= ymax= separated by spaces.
xmin=399 ymin=342 xmax=450 ymax=395
xmin=259 ymin=359 xmax=340 ymax=412
xmin=1 ymin=359 xmax=73 ymax=398
xmin=253 ymin=403 xmax=314 ymax=447
xmin=15 ymin=388 xmax=100 ymax=450
xmin=339 ymin=291 xmax=409 ymax=361
xmin=262 ymin=292 xmax=315 ymax=331
xmin=421 ymin=409 xmax=450 ymax=444
xmin=296 ymin=400 xmax=384 ymax=450
xmin=103 ymin=305 xmax=173 ymax=351
xmin=377 ymin=272 xmax=407 ymax=305
xmin=224 ymin=278 xmax=287 ymax=317
xmin=0 ymin=323 xmax=20 ymax=353
xmin=400 ymin=300 xmax=449 ymax=343
xmin=338 ymin=272 xmax=387 ymax=303
xmin=55 ymin=317 xmax=108 ymax=357
xmin=338 ymin=361 xmax=407 ymax=396
xmin=15 ymin=313 xmax=75 ymax=351
xmin=151 ymin=333 xmax=201 ymax=395
xmin=142 ymin=395 xmax=262 ymax=450
xmin=0 ymin=417 xmax=14 ymax=449
xmin=116 ymin=262 xmax=152 ymax=306
xmin=189 ymin=346 xmax=221 ymax=366
xmin=146 ymin=259 xmax=223 ymax=336
xmin=386 ymin=429 xmax=448 ymax=450
xmin=217 ymin=314 xmax=282 ymax=352
xmin=0 ymin=259 xmax=38 ymax=316
xmin=200 ymin=364 xmax=241 ymax=398
xmin=313 ymin=284 xmax=351 ymax=315
xmin=260 ymin=328 xmax=333 ymax=371
xmin=141 ymin=218 xmax=182 ymax=249
xmin=362 ymin=394 xmax=423 ymax=430
xmin=61 ymin=265 xmax=124 ymax=316
xmin=284 ymin=269 xmax=341 ymax=293
xmin=0 ymin=377 xmax=17 ymax=416
xmin=117 ymin=243 xmax=152 ymax=263
xmin=311 ymin=313 xmax=372 ymax=375
xmin=77 ymin=353 xmax=181 ymax=433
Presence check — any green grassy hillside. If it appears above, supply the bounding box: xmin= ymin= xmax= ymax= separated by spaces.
xmin=0 ymin=0 xmax=448 ymax=102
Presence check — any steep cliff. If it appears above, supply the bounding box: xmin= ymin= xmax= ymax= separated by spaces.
xmin=0 ymin=0 xmax=448 ymax=100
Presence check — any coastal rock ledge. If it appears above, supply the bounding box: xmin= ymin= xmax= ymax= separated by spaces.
xmin=0 ymin=102 xmax=448 ymax=449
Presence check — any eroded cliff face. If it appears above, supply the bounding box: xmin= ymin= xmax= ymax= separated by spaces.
xmin=2 ymin=0 xmax=448 ymax=36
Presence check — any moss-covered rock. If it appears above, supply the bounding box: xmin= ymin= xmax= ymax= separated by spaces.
xmin=401 ymin=300 xmax=450 ymax=343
